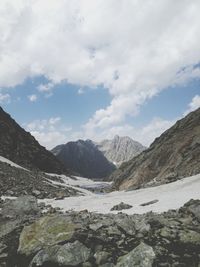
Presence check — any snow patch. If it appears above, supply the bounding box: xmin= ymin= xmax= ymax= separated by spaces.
xmin=42 ymin=173 xmax=200 ymax=215
xmin=46 ymin=173 xmax=111 ymax=196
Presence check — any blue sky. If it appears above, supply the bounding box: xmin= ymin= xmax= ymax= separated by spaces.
xmin=0 ymin=1 xmax=200 ymax=149
xmin=1 ymin=76 xmax=199 ymax=149
xmin=1 ymin=77 xmax=111 ymax=128
xmin=2 ymin=76 xmax=200 ymax=127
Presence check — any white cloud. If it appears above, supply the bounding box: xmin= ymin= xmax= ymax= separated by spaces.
xmin=1 ymin=1 xmax=200 ymax=139
xmin=28 ymin=94 xmax=37 ymax=102
xmin=71 ymin=117 xmax=175 ymax=147
xmin=0 ymin=93 xmax=11 ymax=104
xmin=25 ymin=117 xmax=71 ymax=149
xmin=30 ymin=130 xmax=68 ymax=150
xmin=37 ymin=82 xmax=55 ymax=97
xmin=184 ymin=94 xmax=200 ymax=115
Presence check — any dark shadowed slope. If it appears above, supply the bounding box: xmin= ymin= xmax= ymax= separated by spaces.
xmin=0 ymin=107 xmax=68 ymax=174
xmin=52 ymin=139 xmax=116 ymax=179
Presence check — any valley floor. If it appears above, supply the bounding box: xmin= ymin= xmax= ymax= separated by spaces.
xmin=1 ymin=154 xmax=200 ymax=215
xmin=44 ymin=172 xmax=200 ymax=214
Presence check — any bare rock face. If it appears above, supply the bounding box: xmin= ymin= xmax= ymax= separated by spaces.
xmin=0 ymin=107 xmax=68 ymax=174
xmin=111 ymin=108 xmax=200 ymax=190
xmin=97 ymin=135 xmax=146 ymax=166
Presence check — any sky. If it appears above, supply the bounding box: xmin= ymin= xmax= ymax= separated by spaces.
xmin=0 ymin=0 xmax=200 ymax=149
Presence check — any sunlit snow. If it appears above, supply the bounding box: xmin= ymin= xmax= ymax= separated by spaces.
xmin=43 ymin=173 xmax=200 ymax=215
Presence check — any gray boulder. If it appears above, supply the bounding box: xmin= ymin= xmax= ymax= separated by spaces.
xmin=111 ymin=202 xmax=133 ymax=211
xmin=1 ymin=196 xmax=39 ymax=219
xmin=18 ymin=215 xmax=77 ymax=256
xmin=182 ymin=199 xmax=200 ymax=222
xmin=30 ymin=241 xmax=91 ymax=266
xmin=116 ymin=242 xmax=155 ymax=267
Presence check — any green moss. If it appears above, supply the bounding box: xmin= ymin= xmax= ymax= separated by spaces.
xmin=179 ymin=230 xmax=200 ymax=245
xmin=18 ymin=215 xmax=76 ymax=256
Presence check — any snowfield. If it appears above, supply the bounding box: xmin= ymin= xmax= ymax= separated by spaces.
xmin=46 ymin=173 xmax=111 ymax=188
xmin=1 ymin=154 xmax=199 ymax=215
xmin=46 ymin=173 xmax=111 ymax=196
xmin=43 ymin=173 xmax=200 ymax=215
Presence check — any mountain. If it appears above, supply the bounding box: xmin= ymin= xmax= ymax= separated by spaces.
xmin=0 ymin=155 xmax=79 ymax=198
xmin=0 ymin=107 xmax=68 ymax=174
xmin=111 ymin=108 xmax=200 ymax=190
xmin=52 ymin=139 xmax=116 ymax=179
xmin=96 ymin=135 xmax=146 ymax=166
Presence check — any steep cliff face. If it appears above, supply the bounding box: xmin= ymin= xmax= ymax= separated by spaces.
xmin=0 ymin=107 xmax=67 ymax=174
xmin=97 ymin=135 xmax=145 ymax=166
xmin=52 ymin=140 xmax=116 ymax=179
xmin=111 ymin=108 xmax=200 ymax=190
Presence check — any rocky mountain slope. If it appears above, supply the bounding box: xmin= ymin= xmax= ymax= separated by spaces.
xmin=97 ymin=135 xmax=145 ymax=166
xmin=52 ymin=140 xmax=116 ymax=179
xmin=0 ymin=156 xmax=79 ymax=199
xmin=1 ymin=196 xmax=200 ymax=267
xmin=0 ymin=107 xmax=67 ymax=174
xmin=111 ymin=108 xmax=200 ymax=190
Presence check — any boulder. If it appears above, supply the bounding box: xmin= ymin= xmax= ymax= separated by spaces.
xmin=181 ymin=199 xmax=200 ymax=222
xmin=115 ymin=216 xmax=136 ymax=236
xmin=30 ymin=241 xmax=91 ymax=266
xmin=116 ymin=242 xmax=155 ymax=267
xmin=111 ymin=202 xmax=133 ymax=211
xmin=94 ymin=251 xmax=111 ymax=265
xmin=1 ymin=196 xmax=39 ymax=219
xmin=18 ymin=215 xmax=77 ymax=256
xmin=140 ymin=199 xmax=159 ymax=206
xmin=55 ymin=241 xmax=91 ymax=266
xmin=179 ymin=230 xmax=200 ymax=246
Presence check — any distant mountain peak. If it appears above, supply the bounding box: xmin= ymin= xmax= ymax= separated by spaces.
xmin=52 ymin=139 xmax=116 ymax=179
xmin=96 ymin=135 xmax=146 ymax=166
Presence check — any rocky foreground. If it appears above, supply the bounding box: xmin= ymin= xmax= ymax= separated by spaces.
xmin=1 ymin=196 xmax=200 ymax=267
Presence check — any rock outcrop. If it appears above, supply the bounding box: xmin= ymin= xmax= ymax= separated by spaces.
xmin=52 ymin=140 xmax=116 ymax=179
xmin=0 ymin=107 xmax=68 ymax=174
xmin=111 ymin=108 xmax=200 ymax=190
xmin=97 ymin=135 xmax=145 ymax=166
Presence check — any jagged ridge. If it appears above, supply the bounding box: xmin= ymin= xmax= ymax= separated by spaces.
xmin=97 ymin=135 xmax=145 ymax=166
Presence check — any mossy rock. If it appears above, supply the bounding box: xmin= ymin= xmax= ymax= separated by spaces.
xmin=179 ymin=230 xmax=200 ymax=245
xmin=18 ymin=215 xmax=77 ymax=256
xmin=116 ymin=242 xmax=155 ymax=267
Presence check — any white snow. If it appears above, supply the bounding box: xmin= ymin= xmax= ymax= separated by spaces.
xmin=46 ymin=173 xmax=111 ymax=195
xmin=0 ymin=155 xmax=28 ymax=171
xmin=42 ymin=173 xmax=200 ymax=215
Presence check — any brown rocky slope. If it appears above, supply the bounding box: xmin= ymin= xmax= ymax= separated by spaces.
xmin=111 ymin=108 xmax=200 ymax=190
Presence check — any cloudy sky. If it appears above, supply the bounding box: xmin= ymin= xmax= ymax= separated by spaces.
xmin=0 ymin=0 xmax=200 ymax=149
